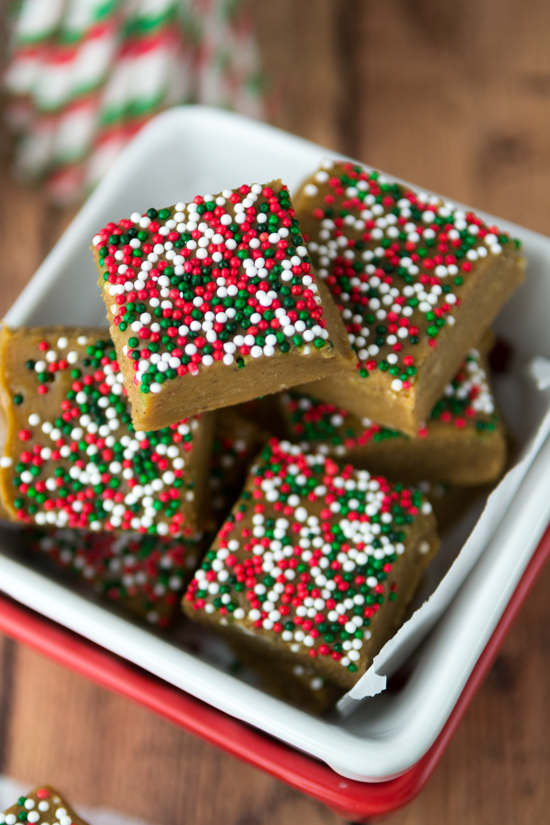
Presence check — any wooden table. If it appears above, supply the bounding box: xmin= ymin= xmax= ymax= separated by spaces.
xmin=1 ymin=2 xmax=550 ymax=821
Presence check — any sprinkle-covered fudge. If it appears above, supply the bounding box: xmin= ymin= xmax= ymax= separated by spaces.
xmin=26 ymin=528 xmax=205 ymax=627
xmin=1 ymin=786 xmax=89 ymax=825
xmin=0 ymin=327 xmax=213 ymax=535
xmin=92 ymin=180 xmax=354 ymax=430
xmin=294 ymin=159 xmax=525 ymax=435
xmin=281 ymin=346 xmax=506 ymax=486
xmin=183 ymin=439 xmax=439 ymax=690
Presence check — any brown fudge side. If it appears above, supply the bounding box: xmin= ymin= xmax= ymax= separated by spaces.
xmin=210 ymin=409 xmax=268 ymax=524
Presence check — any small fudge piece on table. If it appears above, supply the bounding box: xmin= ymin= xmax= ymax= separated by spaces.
xmin=26 ymin=528 xmax=205 ymax=627
xmin=1 ymin=786 xmax=89 ymax=825
xmin=183 ymin=439 xmax=439 ymax=691
xmin=294 ymin=159 xmax=525 ymax=435
xmin=281 ymin=346 xmax=506 ymax=486
xmin=92 ymin=180 xmax=354 ymax=431
xmin=0 ymin=327 xmax=213 ymax=535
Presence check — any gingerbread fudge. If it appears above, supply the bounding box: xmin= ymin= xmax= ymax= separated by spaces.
xmin=183 ymin=439 xmax=439 ymax=690
xmin=27 ymin=528 xmax=205 ymax=627
xmin=92 ymin=181 xmax=354 ymax=430
xmin=1 ymin=786 xmax=89 ymax=825
xmin=0 ymin=327 xmax=213 ymax=535
xmin=294 ymin=159 xmax=525 ymax=434
xmin=281 ymin=346 xmax=506 ymax=486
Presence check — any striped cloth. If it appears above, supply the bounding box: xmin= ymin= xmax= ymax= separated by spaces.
xmin=4 ymin=0 xmax=266 ymax=203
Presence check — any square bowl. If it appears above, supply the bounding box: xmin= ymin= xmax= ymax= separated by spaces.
xmin=2 ymin=105 xmax=550 ymax=784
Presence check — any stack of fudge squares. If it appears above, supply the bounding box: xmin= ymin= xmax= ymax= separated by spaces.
xmin=0 ymin=162 xmax=525 ymax=711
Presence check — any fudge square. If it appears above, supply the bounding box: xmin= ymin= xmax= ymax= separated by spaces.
xmin=281 ymin=345 xmax=507 ymax=486
xmin=183 ymin=439 xmax=439 ymax=690
xmin=27 ymin=528 xmax=205 ymax=627
xmin=294 ymin=159 xmax=525 ymax=435
xmin=0 ymin=327 xmax=213 ymax=535
xmin=92 ymin=180 xmax=354 ymax=431
xmin=1 ymin=786 xmax=89 ymax=825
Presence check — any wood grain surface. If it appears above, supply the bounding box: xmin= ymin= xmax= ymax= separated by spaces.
xmin=1 ymin=2 xmax=550 ymax=822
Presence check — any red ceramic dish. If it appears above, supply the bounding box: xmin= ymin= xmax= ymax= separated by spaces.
xmin=1 ymin=519 xmax=549 ymax=822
